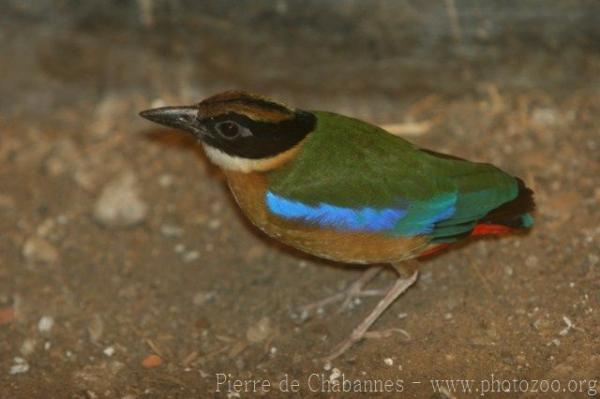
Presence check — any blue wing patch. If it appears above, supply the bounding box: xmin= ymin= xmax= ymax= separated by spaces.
xmin=266 ymin=191 xmax=457 ymax=235
xmin=266 ymin=191 xmax=406 ymax=231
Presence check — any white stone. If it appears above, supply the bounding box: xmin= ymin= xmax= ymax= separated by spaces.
xmin=38 ymin=316 xmax=54 ymax=332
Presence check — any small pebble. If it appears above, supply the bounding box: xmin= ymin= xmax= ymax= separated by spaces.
xmin=88 ymin=315 xmax=104 ymax=343
xmin=246 ymin=316 xmax=272 ymax=343
xmin=38 ymin=316 xmax=54 ymax=332
xmin=72 ymin=361 xmax=125 ymax=391
xmin=192 ymin=291 xmax=215 ymax=306
xmin=20 ymin=339 xmax=36 ymax=356
xmin=10 ymin=363 xmax=29 ymax=375
xmin=44 ymin=139 xmax=80 ymax=176
xmin=93 ymin=171 xmax=148 ymax=228
xmin=22 ymin=237 xmax=59 ymax=264
xmin=533 ymin=318 xmax=551 ymax=331
xmin=160 ymin=224 xmax=183 ymax=238
xmin=36 ymin=218 xmax=56 ymax=238
xmin=531 ymin=107 xmax=559 ymax=126
xmin=10 ymin=357 xmax=29 ymax=375
xmin=182 ymin=251 xmax=200 ymax=263
xmin=384 ymin=358 xmax=394 ymax=366
xmin=142 ymin=354 xmax=163 ymax=368
xmin=525 ymin=255 xmax=539 ymax=268
xmin=208 ymin=219 xmax=221 ymax=230
xmin=298 ymin=309 xmax=310 ymax=322
xmin=158 ymin=174 xmax=174 ymax=188
xmin=103 ymin=346 xmax=115 ymax=357
xmin=90 ymin=95 xmax=127 ymax=139
xmin=0 ymin=307 xmax=15 ymax=325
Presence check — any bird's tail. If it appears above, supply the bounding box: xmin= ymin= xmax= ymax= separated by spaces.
xmin=475 ymin=178 xmax=535 ymax=234
xmin=418 ymin=178 xmax=534 ymax=258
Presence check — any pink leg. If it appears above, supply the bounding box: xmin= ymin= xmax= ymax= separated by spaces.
xmin=300 ymin=266 xmax=385 ymax=313
xmin=323 ymin=269 xmax=419 ymax=361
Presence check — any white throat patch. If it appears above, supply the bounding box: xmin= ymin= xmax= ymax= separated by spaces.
xmin=202 ymin=144 xmax=299 ymax=173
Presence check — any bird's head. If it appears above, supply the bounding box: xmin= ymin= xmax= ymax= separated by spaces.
xmin=140 ymin=91 xmax=316 ymax=172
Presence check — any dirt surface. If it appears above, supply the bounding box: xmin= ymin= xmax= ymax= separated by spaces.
xmin=1 ymin=2 xmax=599 ymax=398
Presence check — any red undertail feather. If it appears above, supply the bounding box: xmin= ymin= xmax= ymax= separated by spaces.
xmin=418 ymin=223 xmax=516 ymax=259
xmin=470 ymin=223 xmax=514 ymax=236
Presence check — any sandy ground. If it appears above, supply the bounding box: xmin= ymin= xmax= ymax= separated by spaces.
xmin=1 ymin=2 xmax=599 ymax=398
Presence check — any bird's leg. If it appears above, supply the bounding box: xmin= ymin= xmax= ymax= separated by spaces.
xmin=323 ymin=262 xmax=419 ymax=362
xmin=299 ymin=266 xmax=386 ymax=313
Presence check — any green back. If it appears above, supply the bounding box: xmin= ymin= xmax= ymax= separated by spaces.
xmin=267 ymin=111 xmax=519 ymax=237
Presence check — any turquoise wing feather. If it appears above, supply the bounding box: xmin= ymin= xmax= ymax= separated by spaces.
xmin=266 ymin=111 xmax=520 ymax=239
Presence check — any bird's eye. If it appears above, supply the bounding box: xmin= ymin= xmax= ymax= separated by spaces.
xmin=215 ymin=121 xmax=252 ymax=140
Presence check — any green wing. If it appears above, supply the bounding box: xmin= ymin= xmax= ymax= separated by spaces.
xmin=266 ymin=111 xmax=519 ymax=239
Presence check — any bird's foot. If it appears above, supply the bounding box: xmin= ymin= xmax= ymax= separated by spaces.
xmin=299 ymin=266 xmax=387 ymax=314
xmin=321 ymin=270 xmax=418 ymax=362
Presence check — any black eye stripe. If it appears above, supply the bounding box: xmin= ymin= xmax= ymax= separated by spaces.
xmin=201 ymin=111 xmax=316 ymax=159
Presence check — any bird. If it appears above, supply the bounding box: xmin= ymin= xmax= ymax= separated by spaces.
xmin=139 ymin=91 xmax=534 ymax=360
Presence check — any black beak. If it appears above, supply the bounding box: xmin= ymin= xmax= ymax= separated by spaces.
xmin=139 ymin=105 xmax=207 ymax=138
